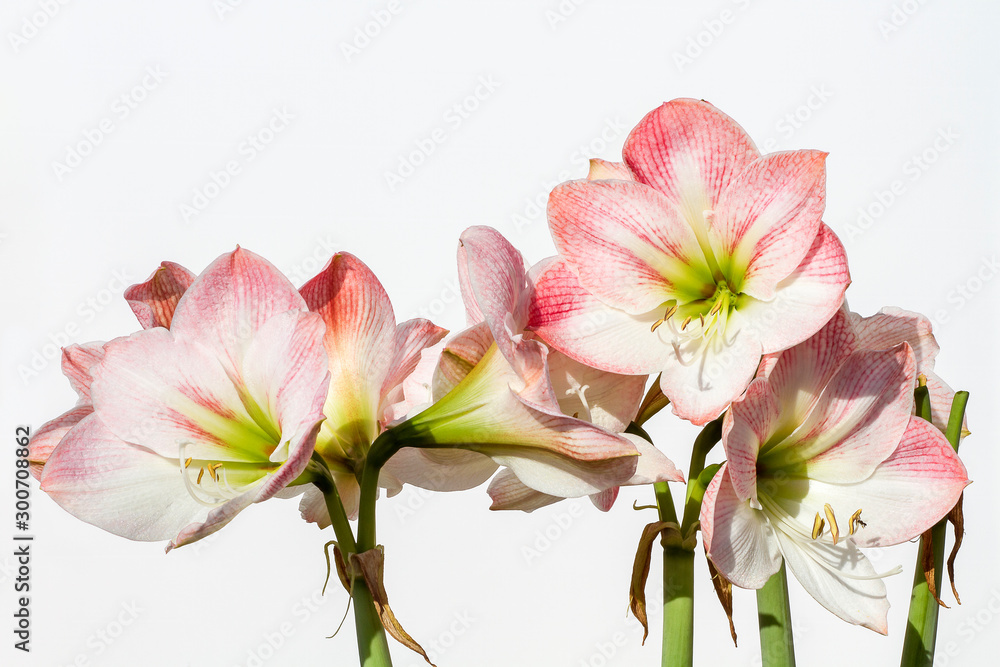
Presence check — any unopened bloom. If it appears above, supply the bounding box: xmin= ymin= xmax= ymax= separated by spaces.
xmin=700 ymin=310 xmax=968 ymax=631
xmin=37 ymin=249 xmax=331 ymax=550
xmin=531 ymin=98 xmax=850 ymax=425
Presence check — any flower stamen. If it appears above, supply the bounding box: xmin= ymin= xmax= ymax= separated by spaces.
xmin=811 ymin=512 xmax=825 ymax=540
xmin=824 ymin=503 xmax=840 ymax=545
xmin=849 ymin=509 xmax=866 ymax=535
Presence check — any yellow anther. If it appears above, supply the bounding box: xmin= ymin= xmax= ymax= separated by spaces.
xmin=183 ymin=457 xmax=192 ymax=469
xmin=698 ymin=313 xmax=706 ymax=328
xmin=208 ymin=462 xmax=223 ymax=482
xmin=680 ymin=315 xmax=692 ymax=331
xmin=824 ymin=503 xmax=840 ymax=545
xmin=709 ymin=299 xmax=723 ymax=316
xmin=650 ymin=318 xmax=665 ymax=333
xmin=651 ymin=303 xmax=679 ymax=333
xmin=811 ymin=512 xmax=825 ymax=540
xmin=849 ymin=509 xmax=866 ymax=535
xmin=196 ymin=467 xmax=205 ymax=484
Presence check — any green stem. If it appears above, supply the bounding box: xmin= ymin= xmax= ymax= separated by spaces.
xmin=352 ymin=576 xmax=394 ymax=667
xmin=629 ymin=417 xmax=723 ymax=667
xmin=900 ymin=390 xmax=968 ymax=667
xmin=316 ymin=456 xmax=393 ymax=667
xmin=757 ymin=563 xmax=796 ymax=667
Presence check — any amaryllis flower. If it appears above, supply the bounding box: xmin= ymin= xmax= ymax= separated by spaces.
xmin=848 ymin=306 xmax=964 ymax=434
xmin=292 ymin=252 xmax=447 ymax=524
xmin=530 ymin=98 xmax=850 ymax=425
xmin=699 ymin=310 xmax=968 ymax=632
xmin=385 ymin=226 xmax=680 ymax=503
xmin=37 ymin=248 xmax=331 ymax=550
xmin=29 ymin=262 xmax=195 ymax=479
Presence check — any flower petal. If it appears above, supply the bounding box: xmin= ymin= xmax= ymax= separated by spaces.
xmin=722 ymin=378 xmax=780 ymax=503
xmin=587 ymin=158 xmax=633 ymax=181
xmin=850 ymin=306 xmax=939 ymax=372
xmin=736 ymin=224 xmax=850 ymax=353
xmin=301 ymin=252 xmax=398 ymax=451
xmin=774 ymin=529 xmax=889 ymax=634
xmin=657 ymin=322 xmax=762 ymax=426
xmin=124 ymin=261 xmax=196 ymax=329
xmin=61 ymin=342 xmax=106 ymax=402
xmin=621 ymin=432 xmax=684 ymax=484
xmin=786 ymin=417 xmax=968 ymax=549
xmin=487 ymin=468 xmax=562 ymax=512
xmin=623 ymin=99 xmax=759 ymax=216
xmin=40 ymin=414 xmax=210 ymax=542
xmin=546 ymin=350 xmax=647 ymax=433
xmin=548 ymin=179 xmax=710 ymax=313
xmin=382 ymin=447 xmax=498 ymax=492
xmin=379 ymin=318 xmax=448 ymax=423
xmin=169 ymin=248 xmax=307 ymax=372
xmin=715 ymin=150 xmax=828 ymax=299
xmin=458 ymin=225 xmax=530 ymax=365
xmin=29 ymin=405 xmax=93 ymax=480
xmin=766 ymin=344 xmax=916 ymax=483
xmin=700 ymin=464 xmax=782 ymax=589
xmin=528 ymin=256 xmax=676 ymax=375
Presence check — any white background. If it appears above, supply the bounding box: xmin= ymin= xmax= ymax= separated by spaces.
xmin=2 ymin=1 xmax=999 ymax=666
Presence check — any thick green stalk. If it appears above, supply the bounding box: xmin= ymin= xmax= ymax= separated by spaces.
xmin=757 ymin=563 xmax=796 ymax=667
xmin=900 ymin=390 xmax=968 ymax=667
xmin=629 ymin=418 xmax=723 ymax=667
xmin=317 ymin=457 xmax=393 ymax=667
xmin=352 ymin=577 xmax=394 ymax=667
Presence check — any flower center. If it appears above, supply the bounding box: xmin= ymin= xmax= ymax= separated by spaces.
xmin=650 ymin=283 xmax=740 ymax=365
xmin=178 ymin=442 xmax=276 ymax=507
xmin=563 ymin=378 xmax=593 ymax=423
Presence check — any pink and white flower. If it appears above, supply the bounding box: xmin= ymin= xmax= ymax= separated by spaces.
xmin=699 ymin=310 xmax=968 ymax=632
xmin=388 ymin=226 xmax=681 ymax=506
xmin=37 ymin=249 xmax=331 ymax=550
xmin=530 ymin=98 xmax=850 ymax=425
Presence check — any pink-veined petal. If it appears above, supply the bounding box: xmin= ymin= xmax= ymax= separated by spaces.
xmin=379 ymin=318 xmax=448 ymax=423
xmin=721 ymin=378 xmax=780 ymax=503
xmin=623 ymin=99 xmax=759 ymax=218
xmin=432 ymin=322 xmax=494 ymax=400
xmin=736 ymin=224 xmax=850 ymax=354
xmin=29 ymin=405 xmax=93 ymax=480
xmin=782 ymin=417 xmax=968 ymax=549
xmin=528 ymin=257 xmax=676 ymax=375
xmin=850 ymin=306 xmax=940 ymax=372
xmin=40 ymin=414 xmax=211 ymax=542
xmin=169 ymin=248 xmax=307 ymax=374
xmin=715 ymin=150 xmax=827 ymax=299
xmin=621 ymin=433 xmax=684 ymax=484
xmin=124 ymin=261 xmax=196 ymax=329
xmin=382 ymin=447 xmax=498 ymax=492
xmin=774 ymin=529 xmax=889 ymax=634
xmin=546 ymin=350 xmax=646 ymax=433
xmin=700 ymin=464 xmax=782 ymax=589
xmin=487 ymin=468 xmax=562 ymax=512
xmin=924 ymin=371 xmax=965 ymax=434
xmin=61 ymin=342 xmax=106 ymax=402
xmin=302 ymin=252 xmax=398 ymax=451
xmin=767 ymin=345 xmax=916 ymax=483
xmin=459 ymin=226 xmax=530 ymax=365
xmin=588 ymin=158 xmax=633 ymax=181
xmin=657 ymin=323 xmax=762 ymax=426
xmin=549 ymin=179 xmax=710 ymax=313
xmin=759 ymin=308 xmax=858 ymax=437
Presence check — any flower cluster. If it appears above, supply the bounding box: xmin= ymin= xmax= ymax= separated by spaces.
xmin=31 ymin=98 xmax=970 ymax=664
